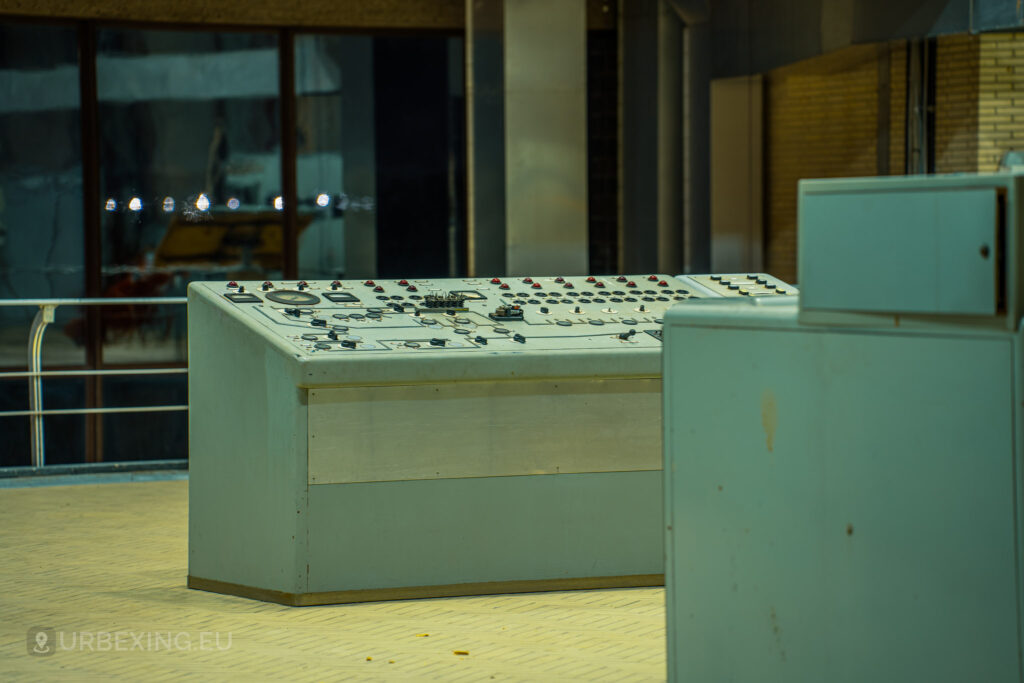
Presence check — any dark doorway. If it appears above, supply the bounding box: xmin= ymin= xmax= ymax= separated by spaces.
xmin=373 ymin=36 xmax=465 ymax=278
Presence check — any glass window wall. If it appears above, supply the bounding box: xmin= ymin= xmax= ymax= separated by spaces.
xmin=96 ymin=28 xmax=281 ymax=365
xmin=0 ymin=22 xmax=86 ymax=465
xmin=0 ymin=24 xmax=468 ymax=466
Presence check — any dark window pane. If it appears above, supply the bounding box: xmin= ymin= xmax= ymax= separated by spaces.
xmin=101 ymin=375 xmax=186 ymax=462
xmin=96 ymin=28 xmax=280 ymax=365
xmin=0 ymin=23 xmax=86 ymax=367
xmin=0 ymin=23 xmax=86 ymax=466
xmin=374 ymin=35 xmax=466 ymax=278
xmin=0 ymin=378 xmax=86 ymax=467
xmin=295 ymin=34 xmax=376 ymax=280
xmin=294 ymin=34 xmax=466 ymax=280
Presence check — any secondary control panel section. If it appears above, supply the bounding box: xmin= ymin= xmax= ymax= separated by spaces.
xmin=685 ymin=273 xmax=795 ymax=297
xmin=198 ymin=273 xmax=792 ymax=356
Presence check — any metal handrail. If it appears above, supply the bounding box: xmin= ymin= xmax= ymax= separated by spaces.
xmin=0 ymin=368 xmax=187 ymax=378
xmin=0 ymin=297 xmax=187 ymax=306
xmin=1 ymin=406 xmax=188 ymax=417
xmin=0 ymin=296 xmax=188 ymax=467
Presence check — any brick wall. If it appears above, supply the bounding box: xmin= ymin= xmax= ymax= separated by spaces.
xmin=934 ymin=34 xmax=980 ymax=173
xmin=761 ymin=34 xmax=1024 ymax=283
xmin=765 ymin=43 xmax=905 ymax=284
xmin=977 ymin=32 xmax=1024 ymax=172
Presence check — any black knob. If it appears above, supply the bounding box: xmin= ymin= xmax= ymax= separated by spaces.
xmin=513 ymin=333 xmax=526 ymax=343
xmin=539 ymin=307 xmax=549 ymax=314
xmin=341 ymin=339 xmax=356 ymax=349
xmin=618 ymin=329 xmax=636 ymax=340
xmin=285 ymin=308 xmax=301 ymax=317
xmin=327 ymin=330 xmax=339 ymax=340
xmin=430 ymin=338 xmax=446 ymax=346
xmin=475 ymin=335 xmax=488 ymax=345
xmin=311 ymin=318 xmax=326 ymax=327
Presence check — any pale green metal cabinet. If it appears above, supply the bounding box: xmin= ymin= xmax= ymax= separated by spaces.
xmin=663 ymin=301 xmax=1022 ymax=682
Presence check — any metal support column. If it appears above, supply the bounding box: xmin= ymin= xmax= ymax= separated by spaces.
xmin=906 ymin=38 xmax=936 ymax=174
xmin=466 ymin=0 xmax=588 ymax=276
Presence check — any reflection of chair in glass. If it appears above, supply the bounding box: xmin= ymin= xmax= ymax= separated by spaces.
xmin=156 ymin=210 xmax=312 ymax=279
xmin=63 ymin=270 xmax=176 ymax=346
xmin=64 ymin=211 xmax=312 ymax=347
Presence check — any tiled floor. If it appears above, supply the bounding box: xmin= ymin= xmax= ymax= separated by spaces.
xmin=0 ymin=479 xmax=666 ymax=681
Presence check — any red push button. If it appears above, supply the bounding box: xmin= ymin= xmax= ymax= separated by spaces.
xmin=586 ymin=276 xmax=596 ymax=282
xmin=491 ymin=277 xmax=502 ymax=284
xmin=374 ymin=286 xmax=384 ymax=292
xmin=627 ymin=281 xmax=637 ymax=287
xmin=500 ymin=283 xmax=510 ymax=290
xmin=227 ymin=281 xmax=238 ymax=288
xmin=407 ymin=285 xmax=418 ymax=292
xmin=648 ymin=275 xmax=658 ymax=281
xmin=522 ymin=277 xmax=533 ymax=283
xmin=532 ymin=282 xmax=541 ymax=288
xmin=364 ymin=280 xmax=375 ymax=286
xmin=398 ymin=279 xmax=409 ymax=286
xmin=658 ymin=280 xmax=668 ymax=286
xmin=555 ymin=277 xmax=564 ymax=283
xmin=563 ymin=282 xmax=574 ymax=289
xmin=594 ymin=281 xmax=605 ymax=288
xmin=617 ymin=276 xmax=627 ymax=282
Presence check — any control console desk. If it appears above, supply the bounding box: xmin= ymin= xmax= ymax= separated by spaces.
xmin=188 ymin=273 xmax=794 ymax=605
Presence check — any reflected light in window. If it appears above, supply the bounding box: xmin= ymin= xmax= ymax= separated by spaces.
xmin=162 ymin=197 xmax=175 ymax=212
xmin=315 ymin=193 xmax=330 ymax=207
xmin=128 ymin=197 xmax=142 ymax=212
xmin=104 ymin=198 xmax=117 ymax=212
xmin=196 ymin=193 xmax=210 ymax=212
xmin=227 ymin=197 xmax=240 ymax=210
xmin=273 ymin=196 xmax=283 ymax=211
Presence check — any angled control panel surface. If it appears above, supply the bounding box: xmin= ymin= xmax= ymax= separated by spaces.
xmin=192 ymin=272 xmax=795 ymax=366
xmin=188 ymin=271 xmax=796 ymax=606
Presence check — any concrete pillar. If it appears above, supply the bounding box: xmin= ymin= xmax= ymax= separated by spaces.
xmin=466 ymin=0 xmax=588 ymax=276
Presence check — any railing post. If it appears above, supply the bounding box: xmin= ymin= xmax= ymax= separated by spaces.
xmin=28 ymin=304 xmax=57 ymax=467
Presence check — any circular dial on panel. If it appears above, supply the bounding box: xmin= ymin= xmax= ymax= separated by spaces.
xmin=265 ymin=290 xmax=321 ymax=305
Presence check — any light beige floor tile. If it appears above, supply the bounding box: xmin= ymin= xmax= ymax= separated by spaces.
xmin=0 ymin=480 xmax=666 ymax=681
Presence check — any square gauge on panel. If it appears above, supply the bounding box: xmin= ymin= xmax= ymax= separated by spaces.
xmin=224 ymin=292 xmax=262 ymax=303
xmin=324 ymin=292 xmax=360 ymax=303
